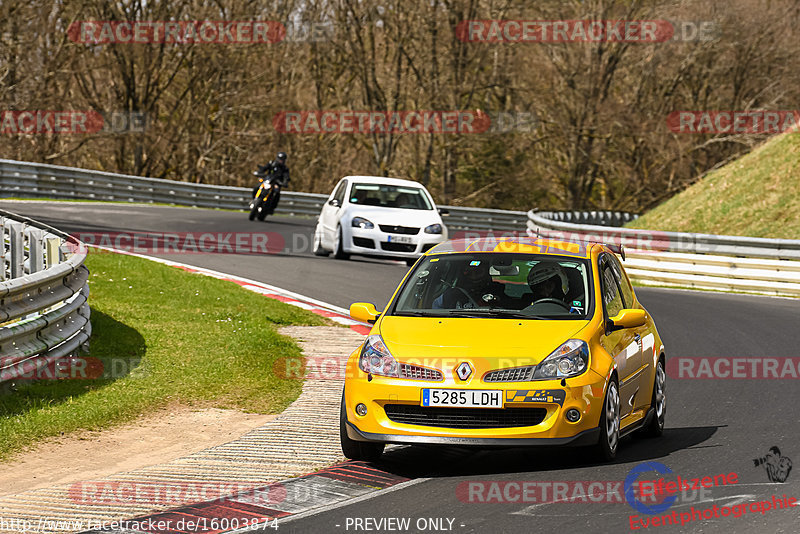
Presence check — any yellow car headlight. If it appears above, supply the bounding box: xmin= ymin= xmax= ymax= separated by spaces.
xmin=533 ymin=339 xmax=589 ymax=380
xmin=358 ymin=334 xmax=400 ymax=378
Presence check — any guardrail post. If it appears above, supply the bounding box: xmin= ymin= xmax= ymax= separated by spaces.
xmin=9 ymin=222 xmax=25 ymax=279
xmin=46 ymin=237 xmax=62 ymax=267
xmin=28 ymin=229 xmax=45 ymax=273
xmin=0 ymin=216 xmax=6 ymax=281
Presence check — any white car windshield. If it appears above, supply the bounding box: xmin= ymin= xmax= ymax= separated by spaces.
xmin=391 ymin=253 xmax=593 ymax=319
xmin=349 ymin=184 xmax=433 ymax=210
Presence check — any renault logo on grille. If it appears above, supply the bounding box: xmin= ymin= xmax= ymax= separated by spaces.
xmin=455 ymin=362 xmax=473 ymax=380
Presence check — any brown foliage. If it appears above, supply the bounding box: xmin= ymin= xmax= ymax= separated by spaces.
xmin=1 ymin=0 xmax=798 ymax=211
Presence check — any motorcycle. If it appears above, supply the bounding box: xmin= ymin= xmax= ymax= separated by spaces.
xmin=248 ymin=170 xmax=281 ymax=221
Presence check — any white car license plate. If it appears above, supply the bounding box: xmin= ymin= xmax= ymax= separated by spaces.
xmin=388 ymin=234 xmax=413 ymax=244
xmin=422 ymin=389 xmax=503 ymax=408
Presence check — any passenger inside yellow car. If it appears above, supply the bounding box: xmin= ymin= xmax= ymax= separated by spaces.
xmin=432 ymin=261 xmax=507 ymax=309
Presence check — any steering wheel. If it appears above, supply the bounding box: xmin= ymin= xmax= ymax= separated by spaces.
xmin=452 ymin=287 xmax=481 ymax=308
xmin=530 ymin=298 xmax=570 ymax=310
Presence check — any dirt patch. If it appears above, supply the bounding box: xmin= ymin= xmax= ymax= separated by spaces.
xmin=0 ymin=406 xmax=275 ymax=497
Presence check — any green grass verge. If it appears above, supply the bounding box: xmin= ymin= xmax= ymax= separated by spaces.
xmin=627 ymin=133 xmax=800 ymax=239
xmin=0 ymin=251 xmax=328 ymax=461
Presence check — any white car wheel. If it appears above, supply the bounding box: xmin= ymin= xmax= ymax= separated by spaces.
xmin=313 ymin=225 xmax=330 ymax=257
xmin=334 ymin=226 xmax=350 ymax=260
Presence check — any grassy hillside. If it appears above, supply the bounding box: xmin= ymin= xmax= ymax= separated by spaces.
xmin=628 ymin=133 xmax=800 ymax=239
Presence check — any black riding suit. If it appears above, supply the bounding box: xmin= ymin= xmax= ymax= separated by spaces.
xmin=253 ymin=160 xmax=290 ymax=214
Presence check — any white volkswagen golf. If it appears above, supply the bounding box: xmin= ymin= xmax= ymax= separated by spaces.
xmin=313 ymin=176 xmax=448 ymax=265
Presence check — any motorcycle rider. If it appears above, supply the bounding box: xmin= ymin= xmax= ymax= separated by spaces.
xmin=253 ymin=151 xmax=290 ymax=215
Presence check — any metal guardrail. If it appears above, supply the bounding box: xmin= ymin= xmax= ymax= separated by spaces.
xmin=0 ymin=159 xmax=529 ymax=233
xmin=534 ymin=210 xmax=638 ymax=227
xmin=441 ymin=206 xmax=528 ymax=233
xmin=0 ymin=158 xmax=325 ymax=216
xmin=0 ymin=209 xmax=91 ymax=386
xmin=528 ymin=210 xmax=800 ymax=297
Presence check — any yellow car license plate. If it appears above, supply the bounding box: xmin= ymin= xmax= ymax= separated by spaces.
xmin=421 ymin=389 xmax=503 ymax=408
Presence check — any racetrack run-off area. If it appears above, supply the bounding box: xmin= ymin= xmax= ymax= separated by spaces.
xmin=0 ymin=326 xmax=374 ymax=533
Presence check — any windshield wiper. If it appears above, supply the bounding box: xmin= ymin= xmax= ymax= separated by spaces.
xmin=393 ymin=311 xmax=448 ymax=317
xmin=446 ymin=309 xmax=540 ymax=319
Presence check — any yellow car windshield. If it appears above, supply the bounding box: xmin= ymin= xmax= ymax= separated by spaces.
xmin=391 ymin=253 xmax=592 ymax=319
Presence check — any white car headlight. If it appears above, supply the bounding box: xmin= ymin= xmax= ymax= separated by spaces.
xmin=533 ymin=339 xmax=589 ymax=380
xmin=352 ymin=217 xmax=375 ymax=229
xmin=358 ymin=335 xmax=399 ymax=377
xmin=424 ymin=223 xmax=443 ymax=234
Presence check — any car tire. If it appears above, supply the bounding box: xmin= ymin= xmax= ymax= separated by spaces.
xmin=334 ymin=226 xmax=350 ymax=260
xmin=593 ymin=375 xmax=620 ymax=462
xmin=313 ymin=226 xmax=330 ymax=257
xmin=640 ymin=358 xmax=666 ymax=438
xmin=339 ymin=394 xmax=384 ymax=462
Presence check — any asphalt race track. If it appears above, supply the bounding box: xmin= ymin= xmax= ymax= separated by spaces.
xmin=2 ymin=201 xmax=799 ymax=534
xmin=0 ymin=201 xmax=409 ymax=310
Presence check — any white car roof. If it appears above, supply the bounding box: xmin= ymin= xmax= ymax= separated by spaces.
xmin=342 ymin=175 xmax=427 ymax=188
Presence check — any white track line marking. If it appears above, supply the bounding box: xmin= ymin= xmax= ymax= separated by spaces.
xmin=275 ymin=477 xmax=432 ymax=527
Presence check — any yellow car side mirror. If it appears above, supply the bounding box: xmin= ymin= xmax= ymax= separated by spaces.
xmin=350 ymin=302 xmax=380 ymax=324
xmin=608 ymin=309 xmax=646 ymax=331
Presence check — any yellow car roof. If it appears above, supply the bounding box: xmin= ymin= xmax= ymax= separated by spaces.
xmin=426 ymin=237 xmax=597 ymax=258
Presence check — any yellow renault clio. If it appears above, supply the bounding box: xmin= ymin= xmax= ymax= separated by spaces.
xmin=341 ymin=237 xmax=666 ymax=462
